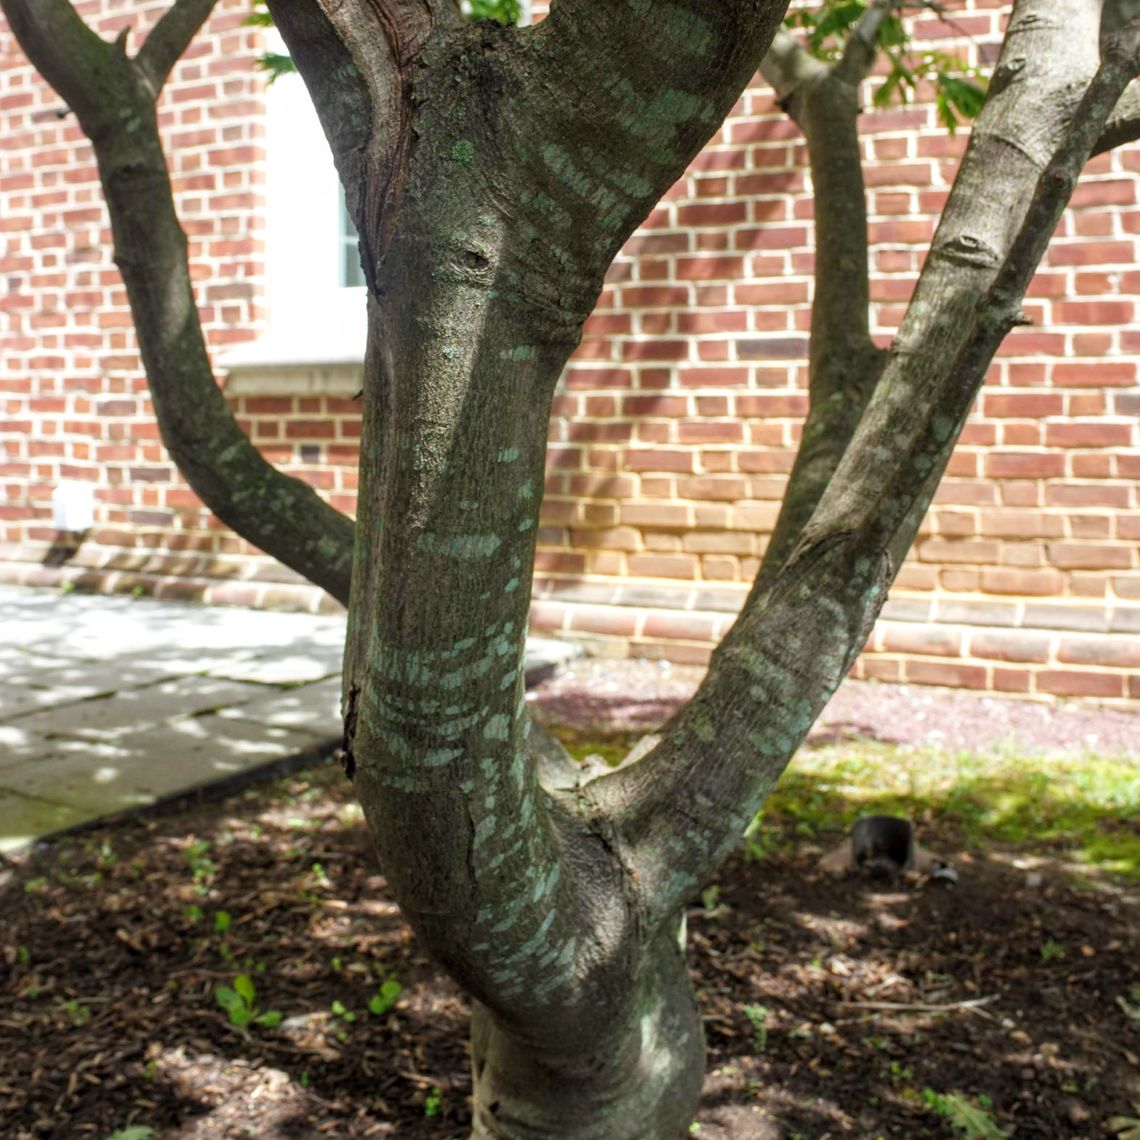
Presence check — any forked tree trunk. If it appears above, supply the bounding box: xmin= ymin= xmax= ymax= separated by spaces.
xmin=7 ymin=0 xmax=1140 ymax=1135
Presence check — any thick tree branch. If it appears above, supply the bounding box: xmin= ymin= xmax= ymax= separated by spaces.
xmin=594 ymin=0 xmax=1111 ymax=929
xmin=4 ymin=0 xmax=356 ymax=604
xmin=1093 ymin=79 xmax=1140 ymax=153
xmin=135 ymin=0 xmax=218 ymax=93
xmin=752 ymin=23 xmax=886 ymax=592
xmin=0 ymin=0 xmax=114 ymax=125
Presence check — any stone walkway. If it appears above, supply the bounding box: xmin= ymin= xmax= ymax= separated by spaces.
xmin=0 ymin=585 xmax=578 ymax=852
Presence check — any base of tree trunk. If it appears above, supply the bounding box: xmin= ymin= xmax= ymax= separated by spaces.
xmin=468 ymin=933 xmax=704 ymax=1138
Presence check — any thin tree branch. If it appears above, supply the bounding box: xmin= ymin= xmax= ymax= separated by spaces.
xmin=751 ymin=19 xmax=887 ymax=593
xmin=835 ymin=0 xmax=898 ymax=85
xmin=135 ymin=0 xmax=219 ymax=94
xmin=1093 ymin=79 xmax=1140 ymax=153
xmin=5 ymin=0 xmax=357 ymax=603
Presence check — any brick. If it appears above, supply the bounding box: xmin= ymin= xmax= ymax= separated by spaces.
xmin=1045 ymin=422 xmax=1133 ymax=448
xmin=1057 ymin=635 xmax=1140 ymax=668
xmin=526 ymin=599 xmax=567 ymax=631
xmin=569 ymin=527 xmax=641 ymax=551
xmin=643 ymin=613 xmax=718 ymax=643
xmin=878 ymin=624 xmax=962 ymax=657
xmin=1036 ymin=670 xmax=1124 ymax=698
xmin=905 ymin=660 xmax=988 ymax=689
xmin=984 ymin=452 xmax=1064 ymax=479
xmin=916 ymin=538 xmax=999 ymax=564
xmin=621 ymin=502 xmax=690 ymax=528
xmin=622 ymin=449 xmax=693 ymax=473
xmin=991 ymin=667 xmax=1032 ymax=693
xmin=1046 ymin=543 xmax=1132 ymax=570
xmin=566 ymin=605 xmax=638 ymax=637
xmin=969 ymin=631 xmax=1052 ymax=663
xmin=682 ymin=531 xmax=755 ymax=555
xmin=627 ymin=554 xmax=700 ymax=579
xmin=981 ymin=568 xmax=1065 ymax=596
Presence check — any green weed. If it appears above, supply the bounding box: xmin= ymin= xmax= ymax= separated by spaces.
xmin=922 ymin=1088 xmax=1008 ymax=1139
xmin=369 ymin=978 xmax=403 ymax=1016
xmin=214 ymin=974 xmax=281 ymax=1029
xmin=743 ymin=1004 xmax=768 ymax=1053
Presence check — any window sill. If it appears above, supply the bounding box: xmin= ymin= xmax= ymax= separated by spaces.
xmin=220 ymin=339 xmax=364 ymax=398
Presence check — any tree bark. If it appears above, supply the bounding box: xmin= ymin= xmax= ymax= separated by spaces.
xmin=296 ymin=4 xmax=790 ymax=1133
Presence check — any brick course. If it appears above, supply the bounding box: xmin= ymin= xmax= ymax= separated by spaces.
xmin=2 ymin=1 xmax=1138 ymax=702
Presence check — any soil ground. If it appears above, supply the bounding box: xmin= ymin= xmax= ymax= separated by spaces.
xmin=1 ymin=671 xmax=1138 ymax=1140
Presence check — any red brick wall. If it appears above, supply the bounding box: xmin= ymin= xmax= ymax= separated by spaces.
xmin=2 ymin=2 xmax=1138 ymax=700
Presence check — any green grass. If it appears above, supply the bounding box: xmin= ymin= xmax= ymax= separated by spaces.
xmin=763 ymin=741 xmax=1140 ymax=881
xmin=546 ymin=727 xmax=1139 ymax=881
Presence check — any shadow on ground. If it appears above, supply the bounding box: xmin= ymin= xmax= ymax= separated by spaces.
xmin=1 ymin=749 xmax=1137 ymax=1140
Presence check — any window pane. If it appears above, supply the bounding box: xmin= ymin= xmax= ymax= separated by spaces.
xmin=339 ymin=187 xmax=366 ymax=288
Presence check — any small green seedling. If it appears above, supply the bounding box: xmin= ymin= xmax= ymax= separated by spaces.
xmin=424 ymin=1087 xmax=443 ymax=1117
xmin=922 ymin=1088 xmax=1009 ymax=1139
xmin=214 ymin=910 xmax=231 ymax=934
xmin=743 ymin=1004 xmax=768 ymax=1053
xmin=105 ymin=1128 xmax=157 ymax=1140
xmin=1040 ymin=938 xmax=1065 ymax=962
xmin=185 ymin=839 xmax=216 ymax=894
xmin=62 ymin=999 xmax=91 ymax=1027
xmin=214 ymin=973 xmax=282 ymax=1029
xmin=369 ymin=978 xmax=403 ymax=1016
xmin=330 ymin=999 xmax=356 ymax=1023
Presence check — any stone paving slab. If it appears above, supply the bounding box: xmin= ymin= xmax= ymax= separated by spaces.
xmin=0 ymin=718 xmax=327 ymax=816
xmin=215 ymin=675 xmax=343 ymax=733
xmin=4 ymin=675 xmax=276 ymax=741
xmin=0 ymin=584 xmax=581 ymax=853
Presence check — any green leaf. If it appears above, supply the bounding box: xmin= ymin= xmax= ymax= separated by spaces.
xmin=467 ymin=0 xmax=520 ymax=24
xmin=228 ymin=1006 xmax=254 ymax=1027
xmin=369 ymin=979 xmax=403 ymax=1016
xmin=809 ymin=1 xmax=866 ymax=53
xmin=214 ymin=910 xmax=231 ymax=933
xmin=255 ymin=1009 xmax=283 ymax=1028
xmin=234 ymin=974 xmax=256 ymax=1004
xmin=256 ymin=52 xmax=296 ymax=84
xmin=105 ymin=1128 xmax=158 ymax=1140
xmin=936 ymin=73 xmax=988 ymax=131
xmin=924 ymin=1089 xmax=1009 ymax=1139
xmin=215 ymin=987 xmax=243 ymax=1013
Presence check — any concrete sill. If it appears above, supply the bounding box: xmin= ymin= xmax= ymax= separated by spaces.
xmin=220 ymin=342 xmax=364 ymax=397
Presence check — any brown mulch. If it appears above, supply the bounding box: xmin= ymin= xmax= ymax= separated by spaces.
xmin=1 ymin=671 xmax=1138 ymax=1139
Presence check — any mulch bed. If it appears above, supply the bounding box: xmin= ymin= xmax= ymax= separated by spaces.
xmin=2 ymin=714 xmax=1138 ymax=1137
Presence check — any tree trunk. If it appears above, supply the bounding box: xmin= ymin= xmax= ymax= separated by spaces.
xmin=468 ymin=931 xmax=703 ymax=1138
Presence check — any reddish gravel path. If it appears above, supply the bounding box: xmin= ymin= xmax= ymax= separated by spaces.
xmin=528 ymin=657 xmax=1140 ymax=756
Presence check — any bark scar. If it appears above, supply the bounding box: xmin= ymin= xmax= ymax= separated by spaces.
xmin=340 ymin=683 xmax=361 ymax=781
